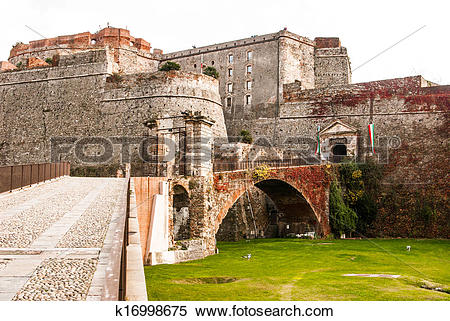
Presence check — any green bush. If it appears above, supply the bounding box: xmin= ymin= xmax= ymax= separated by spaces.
xmin=110 ymin=72 xmax=123 ymax=83
xmin=203 ymin=66 xmax=219 ymax=79
xmin=329 ymin=181 xmax=358 ymax=236
xmin=45 ymin=57 xmax=53 ymax=65
xmin=159 ymin=61 xmax=181 ymax=71
xmin=337 ymin=160 xmax=382 ymax=235
xmin=239 ymin=129 xmax=253 ymax=144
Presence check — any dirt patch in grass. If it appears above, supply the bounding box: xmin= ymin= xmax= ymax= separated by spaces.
xmin=173 ymin=277 xmax=242 ymax=284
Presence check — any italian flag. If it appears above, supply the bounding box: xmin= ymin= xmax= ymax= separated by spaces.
xmin=315 ymin=125 xmax=321 ymax=155
xmin=368 ymin=123 xmax=375 ymax=154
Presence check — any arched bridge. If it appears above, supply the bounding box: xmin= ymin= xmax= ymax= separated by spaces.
xmin=170 ymin=164 xmax=334 ymax=256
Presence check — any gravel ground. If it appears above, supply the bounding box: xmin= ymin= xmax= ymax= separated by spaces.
xmin=56 ymin=180 xmax=124 ymax=248
xmin=0 ymin=177 xmax=70 ymax=214
xmin=0 ymin=179 xmax=95 ymax=248
xmin=12 ymin=258 xmax=98 ymax=301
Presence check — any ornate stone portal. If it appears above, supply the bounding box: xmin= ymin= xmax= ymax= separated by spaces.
xmin=319 ymin=121 xmax=358 ymax=163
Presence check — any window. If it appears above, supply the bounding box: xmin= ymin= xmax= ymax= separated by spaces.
xmin=194 ymin=64 xmax=197 ymax=68
xmin=227 ymin=83 xmax=233 ymax=93
xmin=245 ymin=94 xmax=252 ymax=105
xmin=226 ymin=97 xmax=232 ymax=107
xmin=211 ymin=60 xmax=215 ymax=65
xmin=246 ymin=65 xmax=252 ymax=74
xmin=228 ymin=68 xmax=233 ymax=77
xmin=228 ymin=54 xmax=234 ymax=63
xmin=247 ymin=51 xmax=253 ymax=60
xmin=246 ymin=80 xmax=252 ymax=90
xmin=332 ymin=144 xmax=347 ymax=163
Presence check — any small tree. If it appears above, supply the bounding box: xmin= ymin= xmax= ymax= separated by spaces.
xmin=159 ymin=61 xmax=181 ymax=71
xmin=203 ymin=66 xmax=219 ymax=79
xmin=239 ymin=129 xmax=253 ymax=144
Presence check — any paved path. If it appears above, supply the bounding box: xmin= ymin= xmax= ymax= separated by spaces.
xmin=0 ymin=177 xmax=127 ymax=301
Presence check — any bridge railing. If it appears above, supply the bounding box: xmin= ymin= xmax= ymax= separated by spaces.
xmin=213 ymin=158 xmax=310 ymax=172
xmin=0 ymin=162 xmax=70 ymax=193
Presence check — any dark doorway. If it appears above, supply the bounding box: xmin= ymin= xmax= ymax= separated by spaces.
xmin=332 ymin=144 xmax=347 ymax=163
xmin=173 ymin=185 xmax=190 ymax=240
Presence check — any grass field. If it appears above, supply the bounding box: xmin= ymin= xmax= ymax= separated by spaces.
xmin=144 ymin=239 xmax=450 ymax=300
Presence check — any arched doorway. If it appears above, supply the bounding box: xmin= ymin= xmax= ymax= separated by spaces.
xmin=332 ymin=144 xmax=347 ymax=163
xmin=172 ymin=184 xmax=190 ymax=241
xmin=216 ymin=179 xmax=319 ymax=241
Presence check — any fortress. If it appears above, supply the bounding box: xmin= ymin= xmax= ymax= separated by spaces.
xmin=0 ymin=27 xmax=448 ymax=256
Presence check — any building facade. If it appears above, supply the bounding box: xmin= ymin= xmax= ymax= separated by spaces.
xmin=162 ymin=29 xmax=351 ymax=136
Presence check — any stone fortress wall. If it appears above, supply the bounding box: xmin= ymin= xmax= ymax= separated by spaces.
xmin=161 ymin=30 xmax=348 ymax=136
xmin=0 ymin=31 xmax=227 ymax=168
xmin=0 ymin=27 xmax=448 ymax=239
xmin=8 ymin=27 xmax=162 ymax=74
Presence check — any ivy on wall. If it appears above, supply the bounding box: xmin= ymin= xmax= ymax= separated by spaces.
xmin=329 ymin=159 xmax=383 ymax=237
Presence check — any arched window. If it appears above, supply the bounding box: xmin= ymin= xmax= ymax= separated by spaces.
xmin=332 ymin=144 xmax=347 ymax=163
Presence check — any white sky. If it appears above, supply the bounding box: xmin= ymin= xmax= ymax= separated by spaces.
xmin=1 ymin=0 xmax=448 ymax=84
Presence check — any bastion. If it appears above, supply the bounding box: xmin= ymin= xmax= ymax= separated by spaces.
xmin=0 ymin=45 xmax=227 ymax=170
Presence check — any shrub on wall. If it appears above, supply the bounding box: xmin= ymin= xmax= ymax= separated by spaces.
xmin=239 ymin=129 xmax=253 ymax=144
xmin=329 ymin=181 xmax=358 ymax=236
xmin=203 ymin=66 xmax=219 ymax=79
xmin=159 ymin=61 xmax=181 ymax=71
xmin=337 ymin=160 xmax=382 ymax=236
xmin=251 ymin=164 xmax=272 ymax=181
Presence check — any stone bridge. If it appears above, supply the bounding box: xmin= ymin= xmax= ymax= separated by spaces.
xmin=0 ymin=176 xmax=146 ymax=301
xmin=167 ymin=164 xmax=333 ymax=258
xmin=0 ymin=163 xmax=334 ymax=300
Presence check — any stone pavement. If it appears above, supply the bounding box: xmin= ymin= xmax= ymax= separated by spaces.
xmin=0 ymin=177 xmax=127 ymax=301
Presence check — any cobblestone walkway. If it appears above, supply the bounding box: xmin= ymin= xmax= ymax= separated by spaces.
xmin=0 ymin=177 xmax=127 ymax=301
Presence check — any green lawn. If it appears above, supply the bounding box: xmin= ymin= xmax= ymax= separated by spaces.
xmin=145 ymin=239 xmax=450 ymax=300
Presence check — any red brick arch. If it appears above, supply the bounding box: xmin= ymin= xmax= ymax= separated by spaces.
xmin=212 ymin=165 xmax=333 ymax=236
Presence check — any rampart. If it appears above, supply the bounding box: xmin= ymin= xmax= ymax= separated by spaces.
xmin=0 ymin=50 xmax=227 ymax=171
xmin=8 ymin=27 xmax=161 ymax=74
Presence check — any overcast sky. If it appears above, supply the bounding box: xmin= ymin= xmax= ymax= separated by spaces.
xmin=1 ymin=0 xmax=448 ymax=84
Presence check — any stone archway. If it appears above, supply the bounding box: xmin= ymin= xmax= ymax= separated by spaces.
xmin=174 ymin=165 xmax=332 ymax=256
xmin=172 ymin=184 xmax=190 ymax=241
xmin=216 ymin=178 xmax=321 ymax=240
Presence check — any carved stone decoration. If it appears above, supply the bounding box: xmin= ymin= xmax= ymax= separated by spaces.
xmin=319 ymin=120 xmax=358 ymax=163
